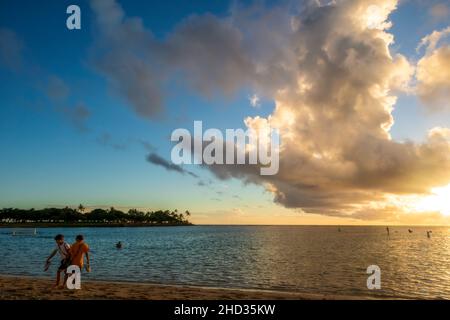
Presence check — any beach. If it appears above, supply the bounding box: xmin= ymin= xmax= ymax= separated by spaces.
xmin=0 ymin=275 xmax=363 ymax=300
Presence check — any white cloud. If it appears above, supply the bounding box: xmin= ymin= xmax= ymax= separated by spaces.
xmin=416 ymin=26 xmax=450 ymax=110
xmin=249 ymin=94 xmax=260 ymax=108
xmin=89 ymin=0 xmax=450 ymax=221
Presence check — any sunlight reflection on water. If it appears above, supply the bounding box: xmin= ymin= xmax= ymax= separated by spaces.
xmin=0 ymin=225 xmax=449 ymax=299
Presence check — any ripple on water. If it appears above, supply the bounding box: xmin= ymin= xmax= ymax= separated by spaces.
xmin=0 ymin=225 xmax=449 ymax=298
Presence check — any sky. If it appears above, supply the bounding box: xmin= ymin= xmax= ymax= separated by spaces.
xmin=1 ymin=0 xmax=450 ymax=225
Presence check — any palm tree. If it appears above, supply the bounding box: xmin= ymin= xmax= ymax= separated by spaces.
xmin=78 ymin=204 xmax=85 ymax=214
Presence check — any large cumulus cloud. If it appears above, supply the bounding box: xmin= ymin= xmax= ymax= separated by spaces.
xmin=89 ymin=0 xmax=450 ymax=220
xmin=416 ymin=26 xmax=450 ymax=111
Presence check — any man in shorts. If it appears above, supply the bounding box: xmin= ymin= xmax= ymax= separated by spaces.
xmin=70 ymin=234 xmax=90 ymax=273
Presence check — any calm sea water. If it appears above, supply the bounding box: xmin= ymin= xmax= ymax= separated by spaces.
xmin=0 ymin=225 xmax=449 ymax=299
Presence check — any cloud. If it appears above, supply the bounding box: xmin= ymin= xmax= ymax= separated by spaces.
xmin=46 ymin=75 xmax=71 ymax=101
xmin=146 ymin=152 xmax=198 ymax=178
xmin=197 ymin=179 xmax=212 ymax=187
xmin=97 ymin=132 xmax=127 ymax=150
xmin=62 ymin=103 xmax=91 ymax=132
xmin=249 ymin=94 xmax=260 ymax=108
xmin=89 ymin=0 xmax=450 ymax=221
xmin=139 ymin=140 xmax=156 ymax=152
xmin=0 ymin=29 xmax=91 ymax=131
xmin=44 ymin=75 xmax=91 ymax=131
xmin=416 ymin=26 xmax=450 ymax=110
xmin=428 ymin=2 xmax=450 ymax=22
xmin=89 ymin=0 xmax=164 ymax=119
xmin=0 ymin=28 xmax=24 ymax=71
xmin=198 ymin=0 xmax=450 ymax=219
xmin=45 ymin=76 xmax=91 ymax=131
xmin=88 ymin=0 xmax=294 ymax=119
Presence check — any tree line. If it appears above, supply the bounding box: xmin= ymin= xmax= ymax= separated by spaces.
xmin=0 ymin=205 xmax=192 ymax=225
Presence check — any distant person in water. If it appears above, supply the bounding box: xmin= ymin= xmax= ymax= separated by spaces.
xmin=71 ymin=235 xmax=90 ymax=273
xmin=408 ymin=229 xmax=413 ymax=233
xmin=116 ymin=241 xmax=123 ymax=249
xmin=46 ymin=234 xmax=71 ymax=288
xmin=386 ymin=227 xmax=390 ymax=237
xmin=427 ymin=231 xmax=432 ymax=239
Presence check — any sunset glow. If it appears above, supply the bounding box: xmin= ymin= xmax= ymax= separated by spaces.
xmin=1 ymin=0 xmax=450 ymax=226
xmin=413 ymin=184 xmax=450 ymax=217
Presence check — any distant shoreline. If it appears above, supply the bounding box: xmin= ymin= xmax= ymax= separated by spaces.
xmin=0 ymin=223 xmax=193 ymax=228
xmin=1 ymin=223 xmax=446 ymax=228
xmin=1 ymin=207 xmax=193 ymax=227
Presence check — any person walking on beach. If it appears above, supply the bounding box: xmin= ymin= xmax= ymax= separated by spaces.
xmin=70 ymin=235 xmax=90 ymax=273
xmin=46 ymin=234 xmax=71 ymax=288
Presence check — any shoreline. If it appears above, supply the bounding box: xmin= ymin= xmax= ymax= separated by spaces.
xmin=1 ymin=224 xmax=446 ymax=228
xmin=0 ymin=275 xmax=374 ymax=300
xmin=0 ymin=223 xmax=193 ymax=228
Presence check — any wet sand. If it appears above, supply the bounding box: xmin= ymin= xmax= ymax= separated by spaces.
xmin=0 ymin=275 xmax=363 ymax=300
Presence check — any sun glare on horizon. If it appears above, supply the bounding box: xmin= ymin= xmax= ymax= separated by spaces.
xmin=413 ymin=184 xmax=450 ymax=216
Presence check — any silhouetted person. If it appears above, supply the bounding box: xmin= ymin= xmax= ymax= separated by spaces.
xmin=71 ymin=235 xmax=90 ymax=273
xmin=408 ymin=229 xmax=413 ymax=233
xmin=116 ymin=241 xmax=123 ymax=249
xmin=46 ymin=234 xmax=71 ymax=288
xmin=427 ymin=231 xmax=432 ymax=239
xmin=386 ymin=227 xmax=390 ymax=237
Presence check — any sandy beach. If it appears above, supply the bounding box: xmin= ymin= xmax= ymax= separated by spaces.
xmin=0 ymin=275 xmax=364 ymax=300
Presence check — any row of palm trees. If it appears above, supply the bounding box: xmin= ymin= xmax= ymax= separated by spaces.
xmin=0 ymin=205 xmax=192 ymax=225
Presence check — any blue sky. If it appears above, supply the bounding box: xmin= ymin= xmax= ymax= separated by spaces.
xmin=0 ymin=0 xmax=275 ymax=214
xmin=1 ymin=0 xmax=450 ymax=225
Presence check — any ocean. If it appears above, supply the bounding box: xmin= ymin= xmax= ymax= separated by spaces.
xmin=0 ymin=225 xmax=449 ymax=299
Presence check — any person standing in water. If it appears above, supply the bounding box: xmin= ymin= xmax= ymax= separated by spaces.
xmin=386 ymin=227 xmax=390 ymax=238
